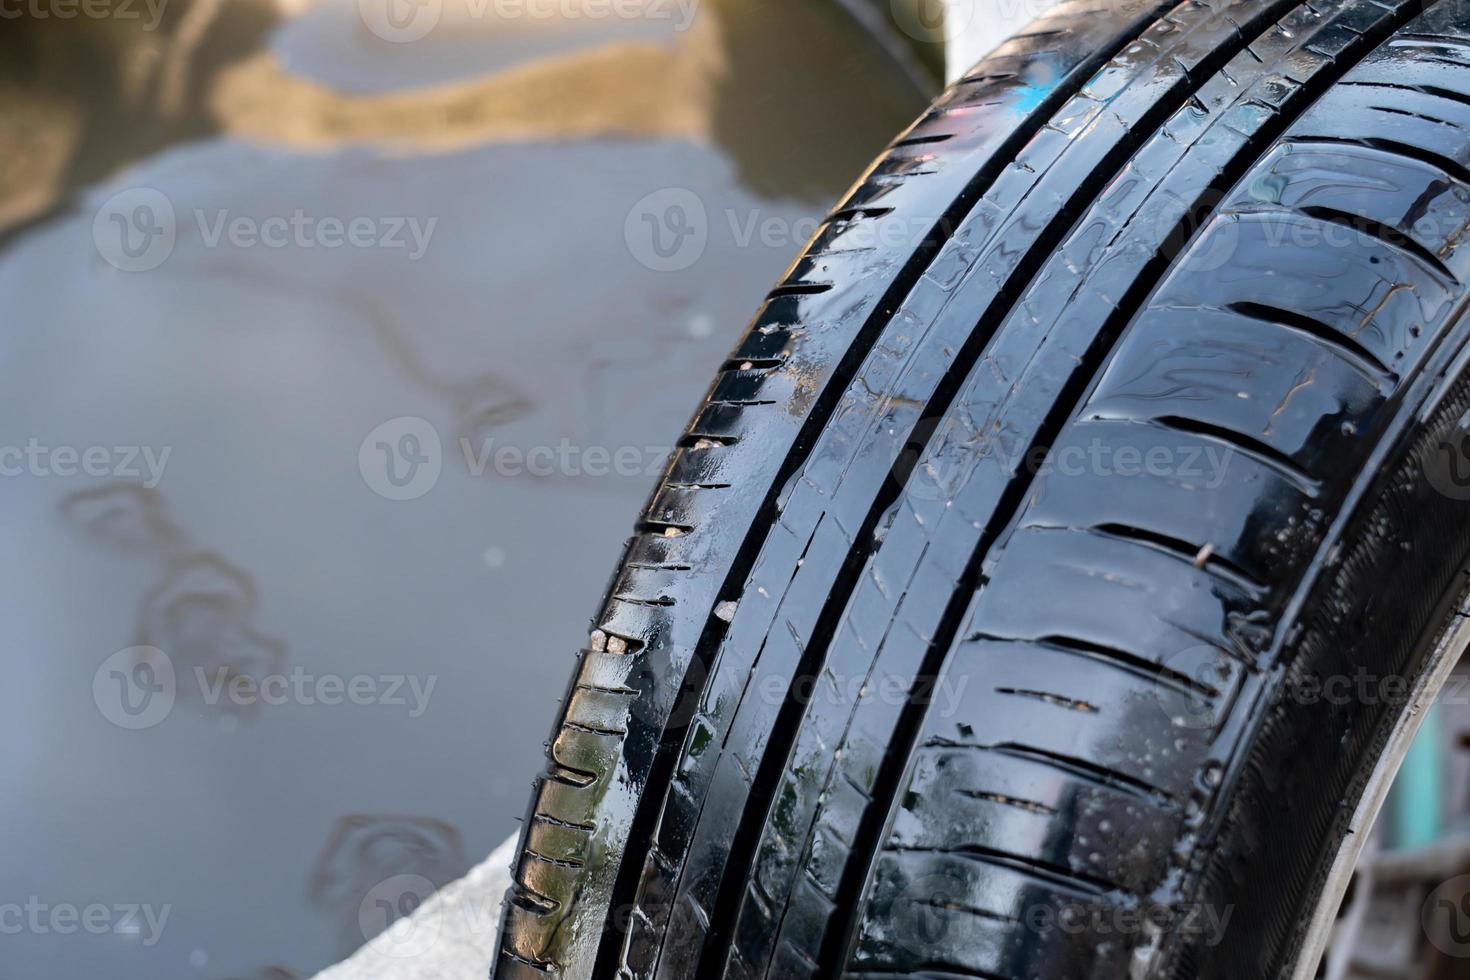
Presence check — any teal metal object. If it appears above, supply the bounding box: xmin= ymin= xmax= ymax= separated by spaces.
xmin=1388 ymin=705 xmax=1444 ymax=851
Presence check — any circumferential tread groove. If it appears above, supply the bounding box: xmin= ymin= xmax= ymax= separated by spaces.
xmin=822 ymin=0 xmax=1424 ymax=960
xmin=513 ymin=3 xmax=1465 ymax=980
xmin=594 ymin=3 xmax=1189 ymax=975
xmin=830 ymin=2 xmax=1444 ymax=976
xmin=703 ymin=3 xmax=1323 ymax=975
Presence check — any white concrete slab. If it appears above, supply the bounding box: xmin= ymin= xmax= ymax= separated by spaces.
xmin=312 ymin=835 xmax=516 ymax=980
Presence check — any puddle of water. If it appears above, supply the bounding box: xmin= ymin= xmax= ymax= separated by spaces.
xmin=275 ymin=0 xmax=696 ymax=93
xmin=0 ymin=1 xmax=926 ymax=977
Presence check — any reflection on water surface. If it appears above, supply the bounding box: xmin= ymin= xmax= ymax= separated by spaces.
xmin=0 ymin=1 xmax=926 ymax=976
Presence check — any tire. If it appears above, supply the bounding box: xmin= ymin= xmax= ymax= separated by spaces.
xmin=493 ymin=1 xmax=1470 ymax=977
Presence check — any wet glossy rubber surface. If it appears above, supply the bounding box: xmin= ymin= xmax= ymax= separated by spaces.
xmin=493 ymin=1 xmax=1470 ymax=978
xmin=846 ymin=5 xmax=1470 ymax=976
xmin=493 ymin=2 xmax=1173 ymax=974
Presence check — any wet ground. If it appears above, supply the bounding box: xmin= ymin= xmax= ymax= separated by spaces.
xmin=0 ymin=3 xmax=927 ymax=977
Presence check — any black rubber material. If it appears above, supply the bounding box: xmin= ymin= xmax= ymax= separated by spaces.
xmin=492 ymin=1 xmax=1470 ymax=977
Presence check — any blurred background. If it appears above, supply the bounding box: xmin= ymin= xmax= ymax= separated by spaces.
xmin=17 ymin=3 xmax=1470 ymax=979
xmin=0 ymin=1 xmax=962 ymax=977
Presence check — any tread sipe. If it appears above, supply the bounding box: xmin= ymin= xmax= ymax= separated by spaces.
xmin=493 ymin=1 xmax=1470 ymax=978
